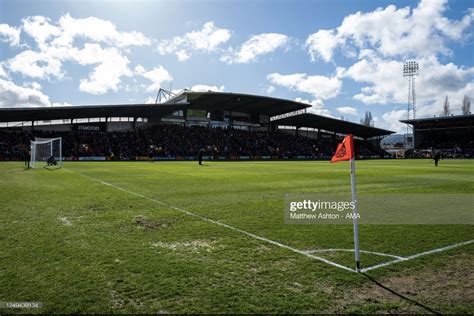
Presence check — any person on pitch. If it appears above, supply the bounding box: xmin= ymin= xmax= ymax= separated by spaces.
xmin=24 ymin=147 xmax=30 ymax=169
xmin=198 ymin=148 xmax=204 ymax=165
xmin=47 ymin=155 xmax=57 ymax=166
xmin=433 ymin=150 xmax=441 ymax=167
xmin=148 ymin=148 xmax=154 ymax=163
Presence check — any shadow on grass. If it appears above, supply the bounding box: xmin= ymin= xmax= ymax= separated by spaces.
xmin=362 ymin=273 xmax=441 ymax=314
xmin=43 ymin=166 xmax=62 ymax=171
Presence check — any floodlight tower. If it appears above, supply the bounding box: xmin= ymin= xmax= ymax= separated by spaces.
xmin=403 ymin=61 xmax=419 ymax=148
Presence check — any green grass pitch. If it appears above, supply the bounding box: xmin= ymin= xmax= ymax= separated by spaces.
xmin=1 ymin=160 xmax=473 ymax=313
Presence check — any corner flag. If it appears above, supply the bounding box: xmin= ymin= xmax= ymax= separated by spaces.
xmin=331 ymin=134 xmax=354 ymax=163
xmin=331 ymin=134 xmax=361 ymax=272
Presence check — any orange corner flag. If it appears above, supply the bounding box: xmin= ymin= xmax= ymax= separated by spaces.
xmin=330 ymin=134 xmax=360 ymax=271
xmin=331 ymin=134 xmax=354 ymax=163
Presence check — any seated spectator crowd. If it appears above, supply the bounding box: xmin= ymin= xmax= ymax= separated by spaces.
xmin=0 ymin=124 xmax=385 ymax=161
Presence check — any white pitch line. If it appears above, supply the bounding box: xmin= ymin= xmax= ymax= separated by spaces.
xmin=67 ymin=168 xmax=356 ymax=273
xmin=305 ymin=248 xmax=404 ymax=260
xmin=360 ymin=258 xmax=405 ymax=272
xmin=361 ymin=239 xmax=474 ymax=272
xmin=65 ymin=168 xmax=474 ymax=274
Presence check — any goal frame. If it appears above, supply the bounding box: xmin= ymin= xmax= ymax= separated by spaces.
xmin=30 ymin=137 xmax=63 ymax=169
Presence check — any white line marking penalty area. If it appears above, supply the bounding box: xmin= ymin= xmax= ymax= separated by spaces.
xmin=66 ymin=168 xmax=474 ymax=274
xmin=67 ymin=168 xmax=356 ymax=273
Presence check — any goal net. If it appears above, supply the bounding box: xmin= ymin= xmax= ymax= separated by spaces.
xmin=30 ymin=137 xmax=62 ymax=168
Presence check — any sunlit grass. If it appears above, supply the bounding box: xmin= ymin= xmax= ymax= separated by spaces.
xmin=0 ymin=160 xmax=473 ymax=313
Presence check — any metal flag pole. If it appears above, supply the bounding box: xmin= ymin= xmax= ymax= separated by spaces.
xmin=350 ymin=158 xmax=361 ymax=272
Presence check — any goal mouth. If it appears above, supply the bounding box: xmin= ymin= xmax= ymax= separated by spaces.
xmin=30 ymin=137 xmax=63 ymax=169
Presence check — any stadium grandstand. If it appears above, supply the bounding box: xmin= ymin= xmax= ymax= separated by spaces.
xmin=0 ymin=90 xmax=394 ymax=161
xmin=401 ymin=114 xmax=474 ymax=159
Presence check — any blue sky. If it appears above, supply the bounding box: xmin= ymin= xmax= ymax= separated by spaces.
xmin=0 ymin=0 xmax=473 ymax=132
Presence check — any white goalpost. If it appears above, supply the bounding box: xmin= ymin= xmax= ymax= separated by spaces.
xmin=30 ymin=137 xmax=62 ymax=169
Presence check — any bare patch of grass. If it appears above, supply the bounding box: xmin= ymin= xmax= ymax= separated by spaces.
xmin=133 ymin=215 xmax=166 ymax=230
xmin=150 ymin=240 xmax=216 ymax=252
xmin=58 ymin=217 xmax=72 ymax=226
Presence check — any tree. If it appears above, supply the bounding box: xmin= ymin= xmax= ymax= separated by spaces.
xmin=360 ymin=111 xmax=374 ymax=126
xmin=441 ymin=96 xmax=451 ymax=116
xmin=461 ymin=95 xmax=471 ymax=115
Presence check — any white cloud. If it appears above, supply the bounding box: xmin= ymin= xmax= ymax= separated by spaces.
xmin=157 ymin=22 xmax=231 ymax=61
xmin=267 ymin=72 xmax=342 ymax=100
xmin=306 ymin=0 xmax=474 ymax=62
xmin=382 ymin=91 xmax=473 ymax=132
xmin=295 ymin=97 xmax=332 ymax=117
xmin=140 ymin=66 xmax=173 ymax=92
xmin=381 ymin=109 xmax=409 ymax=133
xmin=0 ymin=63 xmax=8 ymax=78
xmin=9 ymin=43 xmax=135 ymax=95
xmin=379 ymin=102 xmax=461 ymax=133
xmin=185 ymin=22 xmax=231 ymax=51
xmin=302 ymin=0 xmax=474 ymax=125
xmin=344 ymin=52 xmax=474 ymax=112
xmin=305 ymin=29 xmax=339 ymax=62
xmin=221 ymin=33 xmax=288 ymax=64
xmin=134 ymin=64 xmax=145 ymax=75
xmin=0 ymin=78 xmax=73 ymax=108
xmin=23 ymin=82 xmax=42 ymax=90
xmin=5 ymin=14 xmax=152 ymax=95
xmin=76 ymin=45 xmax=132 ymax=95
xmin=8 ymin=49 xmax=64 ymax=79
xmin=51 ymin=13 xmax=151 ymax=48
xmin=417 ymin=58 xmax=474 ymax=110
xmin=265 ymin=85 xmax=275 ymax=94
xmin=0 ymin=23 xmax=21 ymax=46
xmin=0 ymin=78 xmax=51 ymax=107
xmin=176 ymin=49 xmax=190 ymax=62
xmin=189 ymin=84 xmax=225 ymax=92
xmin=21 ymin=16 xmax=60 ymax=48
xmin=337 ymin=106 xmax=358 ymax=116
xmin=18 ymin=14 xmax=150 ymax=52
xmin=415 ymin=83 xmax=474 ymax=117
